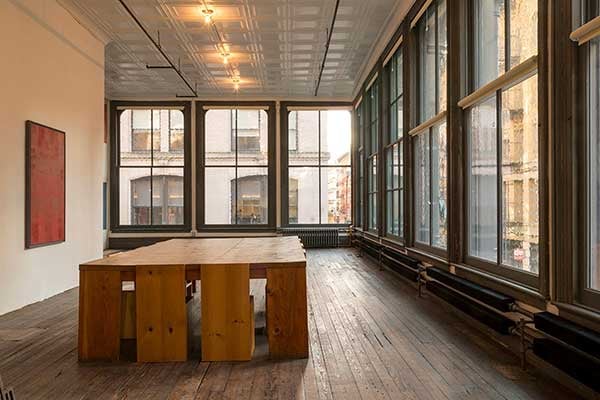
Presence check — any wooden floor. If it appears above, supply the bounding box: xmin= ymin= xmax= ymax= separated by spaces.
xmin=0 ymin=249 xmax=582 ymax=399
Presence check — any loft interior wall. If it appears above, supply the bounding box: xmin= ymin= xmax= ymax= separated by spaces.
xmin=0 ymin=0 xmax=105 ymax=315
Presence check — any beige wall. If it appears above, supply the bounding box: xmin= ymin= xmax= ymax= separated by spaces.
xmin=0 ymin=0 xmax=105 ymax=315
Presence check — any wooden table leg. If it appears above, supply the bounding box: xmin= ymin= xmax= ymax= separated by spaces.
xmin=78 ymin=270 xmax=121 ymax=361
xmin=136 ymin=265 xmax=187 ymax=362
xmin=200 ymin=263 xmax=254 ymax=361
xmin=266 ymin=265 xmax=309 ymax=359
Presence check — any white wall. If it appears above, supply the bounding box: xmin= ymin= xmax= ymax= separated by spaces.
xmin=0 ymin=0 xmax=105 ymax=315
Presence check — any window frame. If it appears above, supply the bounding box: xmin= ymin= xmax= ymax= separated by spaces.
xmin=461 ymin=0 xmax=545 ymax=289
xmin=384 ymin=46 xmax=405 ymax=242
xmin=196 ymin=101 xmax=276 ymax=232
xmin=575 ymin=2 xmax=600 ymax=310
xmin=280 ymin=102 xmax=354 ymax=227
xmin=110 ymin=101 xmax=192 ymax=233
xmin=366 ymin=80 xmax=380 ymax=233
xmin=410 ymin=0 xmax=448 ymax=258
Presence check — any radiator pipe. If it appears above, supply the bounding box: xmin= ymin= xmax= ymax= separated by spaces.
xmin=118 ymin=0 xmax=198 ymax=97
xmin=314 ymin=0 xmax=341 ymax=96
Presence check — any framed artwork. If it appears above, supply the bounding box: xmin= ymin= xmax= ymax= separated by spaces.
xmin=25 ymin=120 xmax=65 ymax=248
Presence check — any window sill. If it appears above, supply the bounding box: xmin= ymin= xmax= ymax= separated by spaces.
xmin=552 ymin=301 xmax=600 ymax=333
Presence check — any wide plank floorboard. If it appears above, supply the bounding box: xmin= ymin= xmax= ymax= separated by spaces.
xmin=0 ymin=249 xmax=582 ymax=399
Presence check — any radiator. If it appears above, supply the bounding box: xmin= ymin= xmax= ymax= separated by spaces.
xmin=279 ymin=228 xmax=340 ymax=248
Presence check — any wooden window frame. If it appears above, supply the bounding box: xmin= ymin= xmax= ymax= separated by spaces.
xmin=280 ymin=102 xmax=354 ymax=227
xmin=110 ymin=101 xmax=192 ymax=233
xmin=196 ymin=101 xmax=276 ymax=232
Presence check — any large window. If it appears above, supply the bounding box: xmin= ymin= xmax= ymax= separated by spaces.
xmin=285 ymin=108 xmax=352 ymax=225
xmin=203 ymin=108 xmax=270 ymax=226
xmin=367 ymin=81 xmax=379 ymax=231
xmin=111 ymin=103 xmax=190 ymax=231
xmin=356 ymin=101 xmax=365 ymax=228
xmin=412 ymin=0 xmax=448 ymax=250
xmin=573 ymin=1 xmax=600 ymax=307
xmin=465 ymin=0 xmax=539 ymax=283
xmin=385 ymin=48 xmax=404 ymax=238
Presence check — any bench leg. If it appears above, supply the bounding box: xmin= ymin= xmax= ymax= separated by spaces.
xmin=78 ymin=270 xmax=121 ymax=361
xmin=136 ymin=265 xmax=187 ymax=362
xmin=266 ymin=266 xmax=309 ymax=359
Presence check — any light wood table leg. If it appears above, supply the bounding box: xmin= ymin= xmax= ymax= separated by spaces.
xmin=135 ymin=265 xmax=187 ymax=362
xmin=78 ymin=270 xmax=122 ymax=361
xmin=200 ymin=264 xmax=254 ymax=361
xmin=266 ymin=265 xmax=309 ymax=359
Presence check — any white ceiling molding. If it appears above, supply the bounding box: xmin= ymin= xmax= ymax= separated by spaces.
xmin=352 ymin=0 xmax=415 ymax=99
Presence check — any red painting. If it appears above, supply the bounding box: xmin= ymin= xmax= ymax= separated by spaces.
xmin=26 ymin=121 xmax=65 ymax=248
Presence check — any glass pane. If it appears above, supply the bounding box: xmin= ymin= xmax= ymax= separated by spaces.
xmin=169 ymin=110 xmax=184 ymax=153
xmin=205 ymin=109 xmax=235 ymax=166
xmin=398 ymin=97 xmax=404 ymax=139
xmin=438 ymin=0 xmax=448 ymax=113
xmin=501 ymin=74 xmax=539 ymax=274
xmin=469 ymin=97 xmax=498 ymax=261
xmin=370 ymin=193 xmax=377 ymax=230
xmin=289 ymin=111 xmax=319 ymax=166
xmin=414 ymin=133 xmax=430 ymax=244
xmin=368 ymin=156 xmax=377 ymax=229
xmin=509 ymin=0 xmax=538 ymax=69
xmin=120 ymin=110 xmax=153 ymax=166
xmin=237 ymin=110 xmax=268 ymax=165
xmin=236 ymin=168 xmax=268 ymax=224
xmin=398 ymin=189 xmax=404 ymax=238
xmin=474 ymin=0 xmax=506 ymax=88
xmin=358 ymin=152 xmax=364 ymax=227
xmin=320 ymin=167 xmax=352 ymax=224
xmin=432 ymin=122 xmax=448 ymax=249
xmin=289 ymin=167 xmax=320 ymax=224
xmin=390 ymin=58 xmax=397 ymax=102
xmin=390 ymin=100 xmax=398 ymax=143
xmin=397 ymin=50 xmax=403 ymax=95
xmin=369 ymin=83 xmax=379 ymax=155
xmin=151 ymin=168 xmax=184 ymax=225
xmin=321 ymin=110 xmax=352 ymax=165
xmin=289 ymin=111 xmax=298 ymax=151
xmin=204 ymin=167 xmax=236 ymax=224
xmin=418 ymin=5 xmax=437 ymax=123
xmin=119 ymin=168 xmax=151 ymax=225
xmin=589 ymin=37 xmax=600 ymax=291
xmin=358 ymin=103 xmax=364 ymax=149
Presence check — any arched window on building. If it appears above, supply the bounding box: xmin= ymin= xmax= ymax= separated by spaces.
xmin=131 ymin=175 xmax=183 ymax=225
xmin=230 ymin=175 xmax=268 ymax=224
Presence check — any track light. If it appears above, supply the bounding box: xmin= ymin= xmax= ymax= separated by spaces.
xmin=201 ymin=8 xmax=214 ymax=24
xmin=222 ymin=52 xmax=230 ymax=64
xmin=232 ymin=77 xmax=240 ymax=91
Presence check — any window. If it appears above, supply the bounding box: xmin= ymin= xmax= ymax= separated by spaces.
xmin=131 ymin=110 xmax=160 ymax=152
xmin=232 ymin=110 xmax=261 ymax=152
xmin=385 ymin=48 xmax=404 ymax=238
xmin=204 ymin=108 xmax=270 ymax=226
xmin=112 ymin=103 xmax=190 ymax=231
xmin=169 ymin=110 xmax=184 ymax=152
xmin=412 ymin=0 xmax=447 ymax=250
xmin=413 ymin=123 xmax=448 ymax=248
xmin=285 ymin=109 xmax=352 ymax=225
xmin=465 ymin=0 xmax=539 ymax=283
xmin=356 ymin=102 xmax=365 ymax=228
xmin=367 ymin=80 xmax=379 ymax=231
xmin=416 ymin=0 xmax=447 ymax=123
xmin=573 ymin=1 xmax=600 ymax=307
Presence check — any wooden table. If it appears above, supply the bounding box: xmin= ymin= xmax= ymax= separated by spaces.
xmin=78 ymin=237 xmax=308 ymax=362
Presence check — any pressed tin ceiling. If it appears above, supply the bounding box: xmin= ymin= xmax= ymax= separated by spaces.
xmin=60 ymin=0 xmax=406 ymax=99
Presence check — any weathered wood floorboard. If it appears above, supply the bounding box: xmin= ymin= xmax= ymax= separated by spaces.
xmin=0 ymin=249 xmax=581 ymax=399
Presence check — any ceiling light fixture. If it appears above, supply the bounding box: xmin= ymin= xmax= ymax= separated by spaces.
xmin=201 ymin=8 xmax=214 ymax=24
xmin=221 ymin=52 xmax=230 ymax=64
xmin=232 ymin=77 xmax=240 ymax=91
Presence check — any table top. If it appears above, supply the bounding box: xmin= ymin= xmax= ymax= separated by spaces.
xmin=80 ymin=236 xmax=306 ymax=270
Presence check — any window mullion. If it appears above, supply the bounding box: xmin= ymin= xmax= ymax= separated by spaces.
xmin=497 ymin=89 xmax=503 ymax=266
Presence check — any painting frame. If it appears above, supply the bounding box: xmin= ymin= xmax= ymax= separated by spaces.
xmin=25 ymin=120 xmax=66 ymax=249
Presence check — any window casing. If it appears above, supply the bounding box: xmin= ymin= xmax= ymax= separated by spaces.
xmin=284 ymin=108 xmax=352 ymax=225
xmin=110 ymin=102 xmax=191 ymax=232
xmin=465 ymin=0 xmax=540 ymax=286
xmin=385 ymin=48 xmax=404 ymax=239
xmin=367 ymin=80 xmax=379 ymax=232
xmin=202 ymin=107 xmax=272 ymax=227
xmin=412 ymin=0 xmax=448 ymax=251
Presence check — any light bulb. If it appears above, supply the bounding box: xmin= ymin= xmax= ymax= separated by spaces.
xmin=201 ymin=9 xmax=213 ymax=24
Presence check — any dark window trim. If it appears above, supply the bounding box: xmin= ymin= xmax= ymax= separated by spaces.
xmin=196 ymin=101 xmax=276 ymax=232
xmin=110 ymin=100 xmax=192 ymax=233
xmin=280 ymin=101 xmax=354 ymax=227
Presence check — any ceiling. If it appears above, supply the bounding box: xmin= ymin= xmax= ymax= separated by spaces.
xmin=60 ymin=0 xmax=405 ymax=99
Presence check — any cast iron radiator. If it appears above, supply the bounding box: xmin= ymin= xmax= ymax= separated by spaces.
xmin=279 ymin=228 xmax=340 ymax=248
